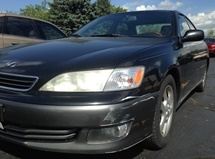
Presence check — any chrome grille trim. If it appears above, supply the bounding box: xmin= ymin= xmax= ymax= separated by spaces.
xmin=0 ymin=72 xmax=39 ymax=92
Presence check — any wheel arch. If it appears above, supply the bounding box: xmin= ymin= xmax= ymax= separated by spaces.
xmin=164 ymin=67 xmax=181 ymax=102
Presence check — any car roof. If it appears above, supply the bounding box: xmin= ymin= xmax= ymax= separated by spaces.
xmin=128 ymin=10 xmax=178 ymax=13
xmin=110 ymin=10 xmax=181 ymax=15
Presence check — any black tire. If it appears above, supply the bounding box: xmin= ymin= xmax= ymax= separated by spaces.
xmin=132 ymin=152 xmax=145 ymax=159
xmin=210 ymin=53 xmax=215 ymax=58
xmin=196 ymin=70 xmax=207 ymax=92
xmin=146 ymin=75 xmax=177 ymax=150
xmin=108 ymin=148 xmax=146 ymax=159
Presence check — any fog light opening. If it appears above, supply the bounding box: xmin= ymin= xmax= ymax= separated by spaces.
xmin=87 ymin=122 xmax=132 ymax=144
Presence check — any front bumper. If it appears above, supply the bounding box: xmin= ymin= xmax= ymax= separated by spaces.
xmin=0 ymin=92 xmax=158 ymax=154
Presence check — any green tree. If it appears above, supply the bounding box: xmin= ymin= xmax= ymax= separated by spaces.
xmin=208 ymin=30 xmax=215 ymax=37
xmin=20 ymin=4 xmax=49 ymax=21
xmin=111 ymin=5 xmax=127 ymax=13
xmin=49 ymin=0 xmax=96 ymax=34
xmin=95 ymin=0 xmax=111 ymax=16
xmin=94 ymin=0 xmax=126 ymax=17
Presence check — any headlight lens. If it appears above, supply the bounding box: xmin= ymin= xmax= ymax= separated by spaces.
xmin=104 ymin=67 xmax=145 ymax=91
xmin=40 ymin=70 xmax=113 ymax=92
xmin=40 ymin=66 xmax=145 ymax=92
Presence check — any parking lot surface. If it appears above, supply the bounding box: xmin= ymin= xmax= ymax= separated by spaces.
xmin=0 ymin=58 xmax=214 ymax=159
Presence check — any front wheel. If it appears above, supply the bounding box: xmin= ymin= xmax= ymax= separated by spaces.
xmin=147 ymin=75 xmax=177 ymax=149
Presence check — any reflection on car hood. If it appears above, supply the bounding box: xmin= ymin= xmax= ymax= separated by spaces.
xmin=0 ymin=37 xmax=171 ymax=78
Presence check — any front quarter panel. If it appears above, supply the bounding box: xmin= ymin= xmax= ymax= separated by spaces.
xmin=133 ymin=42 xmax=178 ymax=95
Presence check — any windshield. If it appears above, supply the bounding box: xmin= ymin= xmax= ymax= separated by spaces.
xmin=75 ymin=12 xmax=174 ymax=38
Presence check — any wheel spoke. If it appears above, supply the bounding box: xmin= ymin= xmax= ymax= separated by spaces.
xmin=161 ymin=102 xmax=166 ymax=112
xmin=163 ymin=122 xmax=168 ymax=135
xmin=163 ymin=89 xmax=168 ymax=101
xmin=160 ymin=115 xmax=165 ymax=130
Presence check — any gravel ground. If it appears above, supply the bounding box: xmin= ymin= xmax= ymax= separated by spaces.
xmin=0 ymin=58 xmax=214 ymax=159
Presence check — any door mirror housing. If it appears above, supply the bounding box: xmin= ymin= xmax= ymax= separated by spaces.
xmin=182 ymin=30 xmax=204 ymax=42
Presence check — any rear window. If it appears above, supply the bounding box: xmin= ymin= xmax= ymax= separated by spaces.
xmin=136 ymin=24 xmax=172 ymax=36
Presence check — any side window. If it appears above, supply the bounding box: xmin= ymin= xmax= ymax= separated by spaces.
xmin=179 ymin=15 xmax=191 ymax=37
xmin=6 ymin=17 xmax=40 ymax=39
xmin=0 ymin=17 xmax=3 ymax=34
xmin=36 ymin=21 xmax=65 ymax=40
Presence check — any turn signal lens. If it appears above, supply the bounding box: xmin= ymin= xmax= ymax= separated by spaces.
xmin=134 ymin=68 xmax=144 ymax=85
xmin=104 ymin=66 xmax=145 ymax=91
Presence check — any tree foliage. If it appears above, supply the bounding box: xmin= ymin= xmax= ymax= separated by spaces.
xmin=20 ymin=5 xmax=49 ymax=21
xmin=20 ymin=0 xmax=127 ymax=35
xmin=207 ymin=30 xmax=215 ymax=37
xmin=95 ymin=0 xmax=111 ymax=16
xmin=95 ymin=0 xmax=126 ymax=17
xmin=111 ymin=5 xmax=127 ymax=14
xmin=49 ymin=0 xmax=96 ymax=34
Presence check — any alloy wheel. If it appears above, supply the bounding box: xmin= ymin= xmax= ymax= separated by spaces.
xmin=160 ymin=85 xmax=174 ymax=137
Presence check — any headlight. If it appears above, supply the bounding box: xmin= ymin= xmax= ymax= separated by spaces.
xmin=40 ymin=66 xmax=145 ymax=92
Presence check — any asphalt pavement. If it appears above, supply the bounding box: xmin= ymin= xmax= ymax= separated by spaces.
xmin=0 ymin=58 xmax=215 ymax=159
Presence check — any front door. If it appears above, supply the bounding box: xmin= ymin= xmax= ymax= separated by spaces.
xmin=178 ymin=15 xmax=198 ymax=99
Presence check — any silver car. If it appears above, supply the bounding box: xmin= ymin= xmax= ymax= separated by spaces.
xmin=0 ymin=13 xmax=66 ymax=48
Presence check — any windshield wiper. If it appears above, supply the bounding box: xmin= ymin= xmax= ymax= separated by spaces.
xmin=70 ymin=33 xmax=82 ymax=37
xmin=90 ymin=34 xmax=126 ymax=37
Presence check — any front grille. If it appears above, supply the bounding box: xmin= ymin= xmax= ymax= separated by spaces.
xmin=0 ymin=125 xmax=78 ymax=142
xmin=0 ymin=72 xmax=38 ymax=91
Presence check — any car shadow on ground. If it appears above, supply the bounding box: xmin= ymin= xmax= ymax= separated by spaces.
xmin=210 ymin=54 xmax=215 ymax=58
xmin=0 ymin=139 xmax=149 ymax=159
xmin=176 ymin=91 xmax=195 ymax=112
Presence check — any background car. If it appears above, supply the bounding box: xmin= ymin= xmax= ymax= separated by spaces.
xmin=205 ymin=38 xmax=215 ymax=56
xmin=0 ymin=14 xmax=66 ymax=48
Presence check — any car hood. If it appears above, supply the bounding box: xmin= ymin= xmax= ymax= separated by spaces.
xmin=0 ymin=37 xmax=170 ymax=78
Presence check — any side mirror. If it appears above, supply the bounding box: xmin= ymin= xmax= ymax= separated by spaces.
xmin=182 ymin=30 xmax=204 ymax=42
